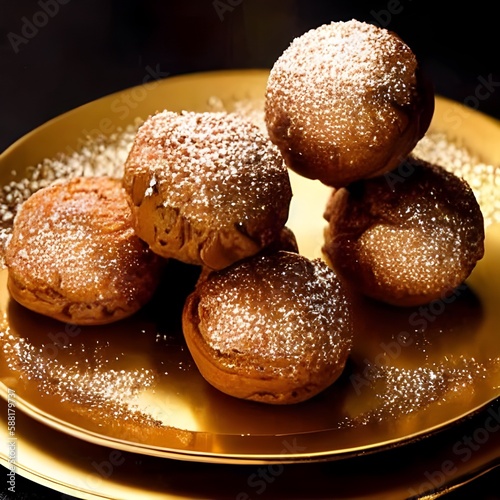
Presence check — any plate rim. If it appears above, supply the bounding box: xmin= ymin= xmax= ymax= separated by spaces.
xmin=1 ymin=68 xmax=500 ymax=465
xmin=1 ymin=381 xmax=498 ymax=465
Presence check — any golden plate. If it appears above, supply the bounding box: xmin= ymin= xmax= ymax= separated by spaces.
xmin=0 ymin=70 xmax=499 ymax=465
xmin=1 ymin=394 xmax=500 ymax=499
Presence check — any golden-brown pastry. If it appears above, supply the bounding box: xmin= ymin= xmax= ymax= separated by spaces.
xmin=196 ymin=225 xmax=299 ymax=285
xmin=323 ymin=157 xmax=485 ymax=306
xmin=5 ymin=176 xmax=164 ymax=325
xmin=182 ymin=251 xmax=353 ymax=404
xmin=265 ymin=20 xmax=434 ymax=188
xmin=123 ymin=110 xmax=293 ymax=270
xmin=261 ymin=225 xmax=299 ymax=254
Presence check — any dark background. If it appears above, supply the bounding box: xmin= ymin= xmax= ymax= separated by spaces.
xmin=1 ymin=0 xmax=500 ymax=153
xmin=0 ymin=1 xmax=499 ymax=498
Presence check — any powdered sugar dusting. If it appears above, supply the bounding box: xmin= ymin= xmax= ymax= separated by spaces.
xmin=207 ymin=95 xmax=266 ymax=133
xmin=339 ymin=356 xmax=499 ymax=427
xmin=0 ymin=328 xmax=163 ymax=427
xmin=196 ymin=252 xmax=353 ymax=379
xmin=0 ymin=127 xmax=137 ymax=267
xmin=414 ymin=132 xmax=500 ymax=227
xmin=5 ymin=177 xmax=162 ymax=322
xmin=265 ymin=20 xmax=418 ymax=154
xmin=324 ymin=159 xmax=485 ymax=305
xmin=124 ymin=110 xmax=291 ymax=228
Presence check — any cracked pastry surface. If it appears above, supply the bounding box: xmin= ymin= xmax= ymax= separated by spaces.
xmin=182 ymin=251 xmax=354 ymax=404
xmin=323 ymin=157 xmax=485 ymax=306
xmin=5 ymin=176 xmax=164 ymax=325
xmin=265 ymin=19 xmax=434 ymax=188
xmin=123 ymin=110 xmax=293 ymax=270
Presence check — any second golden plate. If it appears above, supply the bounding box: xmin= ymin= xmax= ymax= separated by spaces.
xmin=1 ymin=70 xmax=499 ymax=464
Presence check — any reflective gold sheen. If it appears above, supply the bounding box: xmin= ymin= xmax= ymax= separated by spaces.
xmin=0 ymin=70 xmax=499 ymax=499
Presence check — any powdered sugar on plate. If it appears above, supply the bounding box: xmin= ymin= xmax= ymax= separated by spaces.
xmin=0 ymin=126 xmax=138 ymax=266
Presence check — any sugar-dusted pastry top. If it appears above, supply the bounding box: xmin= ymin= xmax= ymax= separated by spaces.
xmin=265 ymin=19 xmax=434 ymax=187
xmin=5 ymin=176 xmax=164 ymax=324
xmin=182 ymin=251 xmax=354 ymax=404
xmin=123 ymin=110 xmax=293 ymax=269
xmin=323 ymin=157 xmax=485 ymax=306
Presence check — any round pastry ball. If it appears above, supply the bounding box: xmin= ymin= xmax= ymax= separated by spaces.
xmin=265 ymin=20 xmax=434 ymax=188
xmin=322 ymin=157 xmax=485 ymax=307
xmin=182 ymin=251 xmax=353 ymax=404
xmin=5 ymin=176 xmax=165 ymax=325
xmin=123 ymin=110 xmax=293 ymax=270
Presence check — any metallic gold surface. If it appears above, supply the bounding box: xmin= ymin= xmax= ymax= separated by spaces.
xmin=1 ymin=386 xmax=500 ymax=499
xmin=0 ymin=72 xmax=499 ymax=487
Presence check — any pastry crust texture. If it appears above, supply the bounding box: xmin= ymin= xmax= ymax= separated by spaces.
xmin=323 ymin=157 xmax=485 ymax=306
xmin=123 ymin=110 xmax=293 ymax=270
xmin=182 ymin=251 xmax=354 ymax=404
xmin=5 ymin=176 xmax=164 ymax=325
xmin=265 ymin=20 xmax=434 ymax=188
